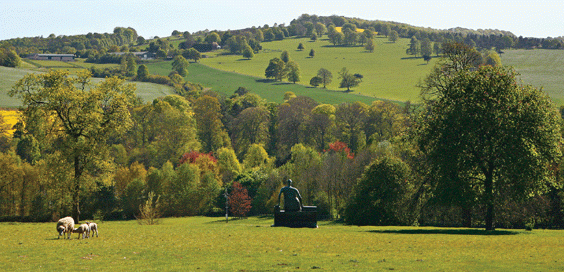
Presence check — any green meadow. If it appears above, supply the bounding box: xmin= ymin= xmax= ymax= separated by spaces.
xmin=0 ymin=64 xmax=175 ymax=108
xmin=198 ymin=36 xmax=437 ymax=103
xmin=502 ymin=49 xmax=564 ymax=105
xmin=1 ymin=216 xmax=563 ymax=271
xmin=146 ymin=61 xmax=379 ymax=105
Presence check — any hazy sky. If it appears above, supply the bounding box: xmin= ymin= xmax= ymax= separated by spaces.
xmin=1 ymin=0 xmax=562 ymax=40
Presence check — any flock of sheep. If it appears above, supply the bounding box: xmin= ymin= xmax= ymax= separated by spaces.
xmin=56 ymin=216 xmax=99 ymax=239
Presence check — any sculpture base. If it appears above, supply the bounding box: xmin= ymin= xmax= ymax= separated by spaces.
xmin=272 ymin=206 xmax=317 ymax=228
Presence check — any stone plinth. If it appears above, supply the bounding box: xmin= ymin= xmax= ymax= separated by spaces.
xmin=272 ymin=206 xmax=317 ymax=228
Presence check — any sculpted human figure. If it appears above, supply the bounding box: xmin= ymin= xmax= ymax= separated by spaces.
xmin=278 ymin=179 xmax=303 ymax=212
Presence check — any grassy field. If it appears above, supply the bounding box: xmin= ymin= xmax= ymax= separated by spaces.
xmin=198 ymin=36 xmax=438 ymax=103
xmin=0 ymin=66 xmax=175 ymax=108
xmin=146 ymin=61 xmax=380 ymax=105
xmin=1 ymin=216 xmax=563 ymax=271
xmin=502 ymin=49 xmax=564 ymax=105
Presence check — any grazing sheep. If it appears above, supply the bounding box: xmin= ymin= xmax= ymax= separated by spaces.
xmin=85 ymin=221 xmax=98 ymax=238
xmin=56 ymin=217 xmax=74 ymax=239
xmin=73 ymin=223 xmax=90 ymax=239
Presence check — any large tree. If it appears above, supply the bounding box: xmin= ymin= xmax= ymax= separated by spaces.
xmin=317 ymin=68 xmax=333 ymax=88
xmin=10 ymin=70 xmax=136 ymax=222
xmin=172 ymin=55 xmax=189 ymax=77
xmin=338 ymin=67 xmax=362 ymax=92
xmin=418 ymin=65 xmax=562 ymax=230
xmin=285 ymin=60 xmax=300 ymax=84
xmin=193 ymin=95 xmax=230 ymax=153
xmin=265 ymin=57 xmax=286 ymax=81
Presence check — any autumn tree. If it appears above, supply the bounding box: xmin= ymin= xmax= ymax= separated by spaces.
xmin=229 ymin=181 xmax=252 ymax=218
xmin=10 ymin=70 xmax=136 ymax=222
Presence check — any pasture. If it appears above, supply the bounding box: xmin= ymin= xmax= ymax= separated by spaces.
xmin=502 ymin=49 xmax=564 ymax=105
xmin=0 ymin=65 xmax=175 ymax=108
xmin=146 ymin=61 xmax=380 ymax=105
xmin=198 ymin=36 xmax=438 ymax=103
xmin=1 ymin=216 xmax=563 ymax=271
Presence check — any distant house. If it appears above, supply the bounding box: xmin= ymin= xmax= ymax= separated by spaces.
xmin=28 ymin=54 xmax=75 ymax=61
xmin=110 ymin=52 xmax=156 ymax=60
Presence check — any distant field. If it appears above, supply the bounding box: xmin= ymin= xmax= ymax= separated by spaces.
xmin=1 ymin=216 xmax=563 ymax=271
xmin=146 ymin=60 xmax=379 ymax=105
xmin=198 ymin=36 xmax=437 ymax=103
xmin=0 ymin=66 xmax=175 ymax=108
xmin=502 ymin=49 xmax=564 ymax=105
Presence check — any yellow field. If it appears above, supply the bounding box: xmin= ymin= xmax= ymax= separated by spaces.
xmin=335 ymin=26 xmax=365 ymax=33
xmin=0 ymin=109 xmax=20 ymax=136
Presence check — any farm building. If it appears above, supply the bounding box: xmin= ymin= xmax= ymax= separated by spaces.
xmin=28 ymin=54 xmax=75 ymax=61
xmin=110 ymin=51 xmax=156 ymax=60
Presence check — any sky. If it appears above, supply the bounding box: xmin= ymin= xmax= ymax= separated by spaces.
xmin=1 ymin=0 xmax=563 ymax=41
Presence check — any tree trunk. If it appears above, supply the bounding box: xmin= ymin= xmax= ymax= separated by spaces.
xmin=72 ymin=155 xmax=82 ymax=223
xmin=484 ymin=169 xmax=494 ymax=230
xmin=461 ymin=206 xmax=472 ymax=228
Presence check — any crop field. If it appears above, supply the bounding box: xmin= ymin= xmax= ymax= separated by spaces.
xmin=501 ymin=49 xmax=564 ymax=105
xmin=1 ymin=216 xmax=563 ymax=271
xmin=146 ymin=61 xmax=379 ymax=105
xmin=198 ymin=36 xmax=437 ymax=103
xmin=0 ymin=109 xmax=20 ymax=135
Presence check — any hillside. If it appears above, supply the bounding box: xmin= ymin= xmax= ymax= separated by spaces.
xmin=197 ymin=36 xmax=436 ymax=103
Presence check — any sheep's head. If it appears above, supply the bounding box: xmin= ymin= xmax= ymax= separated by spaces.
xmin=57 ymin=226 xmax=65 ymax=236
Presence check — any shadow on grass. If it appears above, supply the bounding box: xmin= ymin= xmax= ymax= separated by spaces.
xmin=368 ymin=229 xmax=519 ymax=236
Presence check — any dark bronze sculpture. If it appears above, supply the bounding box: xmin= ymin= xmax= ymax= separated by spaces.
xmin=273 ymin=179 xmax=317 ymax=228
xmin=278 ymin=179 xmax=303 ymax=212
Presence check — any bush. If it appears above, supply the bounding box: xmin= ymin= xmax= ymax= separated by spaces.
xmin=344 ymin=156 xmax=414 ymax=225
xmin=136 ymin=191 xmax=162 ymax=225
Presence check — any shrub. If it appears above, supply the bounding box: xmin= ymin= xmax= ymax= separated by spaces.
xmin=137 ymin=191 xmax=162 ymax=225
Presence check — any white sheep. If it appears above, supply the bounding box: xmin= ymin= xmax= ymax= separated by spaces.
xmin=56 ymin=216 xmax=74 ymax=239
xmin=73 ymin=223 xmax=90 ymax=239
xmin=85 ymin=221 xmax=98 ymax=238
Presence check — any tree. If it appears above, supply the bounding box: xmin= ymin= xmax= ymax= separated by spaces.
xmin=0 ymin=49 xmax=22 ymax=67
xmin=388 ymin=30 xmax=399 ymax=43
xmin=433 ymin=42 xmax=441 ymax=56
xmin=229 ymin=182 xmax=252 ymax=218
xmin=242 ymin=45 xmax=254 ymax=60
xmin=421 ymin=38 xmax=433 ymax=60
xmin=137 ymin=64 xmax=149 ymax=81
xmin=309 ymin=49 xmax=315 ymax=58
xmin=193 ymin=95 xmax=230 ymax=153
xmin=205 ymin=32 xmax=221 ymax=44
xmin=280 ymin=50 xmax=290 ymax=63
xmin=314 ymin=22 xmax=327 ymax=37
xmin=484 ymin=51 xmax=502 ymax=67
xmin=344 ymin=156 xmax=414 ymax=225
xmin=10 ymin=70 xmax=135 ymax=222
xmin=418 ymin=65 xmax=562 ymax=230
xmin=364 ymin=38 xmax=375 ymax=52
xmin=265 ymin=57 xmax=286 ymax=81
xmin=309 ymin=76 xmax=322 ymax=87
xmin=231 ymin=107 xmax=270 ymax=156
xmin=335 ymin=102 xmax=368 ymax=152
xmin=338 ymin=67 xmax=361 ymax=92
xmin=297 ymin=43 xmax=305 ymax=51
xmin=406 ymin=36 xmax=420 ymax=57
xmin=285 ymin=60 xmax=300 ymax=84
xmin=310 ymin=33 xmax=317 ymax=42
xmin=317 ymin=68 xmax=332 ymax=88
xmin=172 ymin=55 xmax=189 ymax=76
xmin=184 ymin=48 xmax=201 ymax=62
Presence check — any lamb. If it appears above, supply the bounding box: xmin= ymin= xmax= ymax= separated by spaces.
xmin=56 ymin=216 xmax=74 ymax=239
xmin=85 ymin=221 xmax=98 ymax=238
xmin=73 ymin=223 xmax=90 ymax=239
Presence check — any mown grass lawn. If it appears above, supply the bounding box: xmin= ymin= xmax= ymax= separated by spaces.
xmin=502 ymin=49 xmax=564 ymax=105
xmin=198 ymin=36 xmax=437 ymax=103
xmin=1 ymin=216 xmax=563 ymax=271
